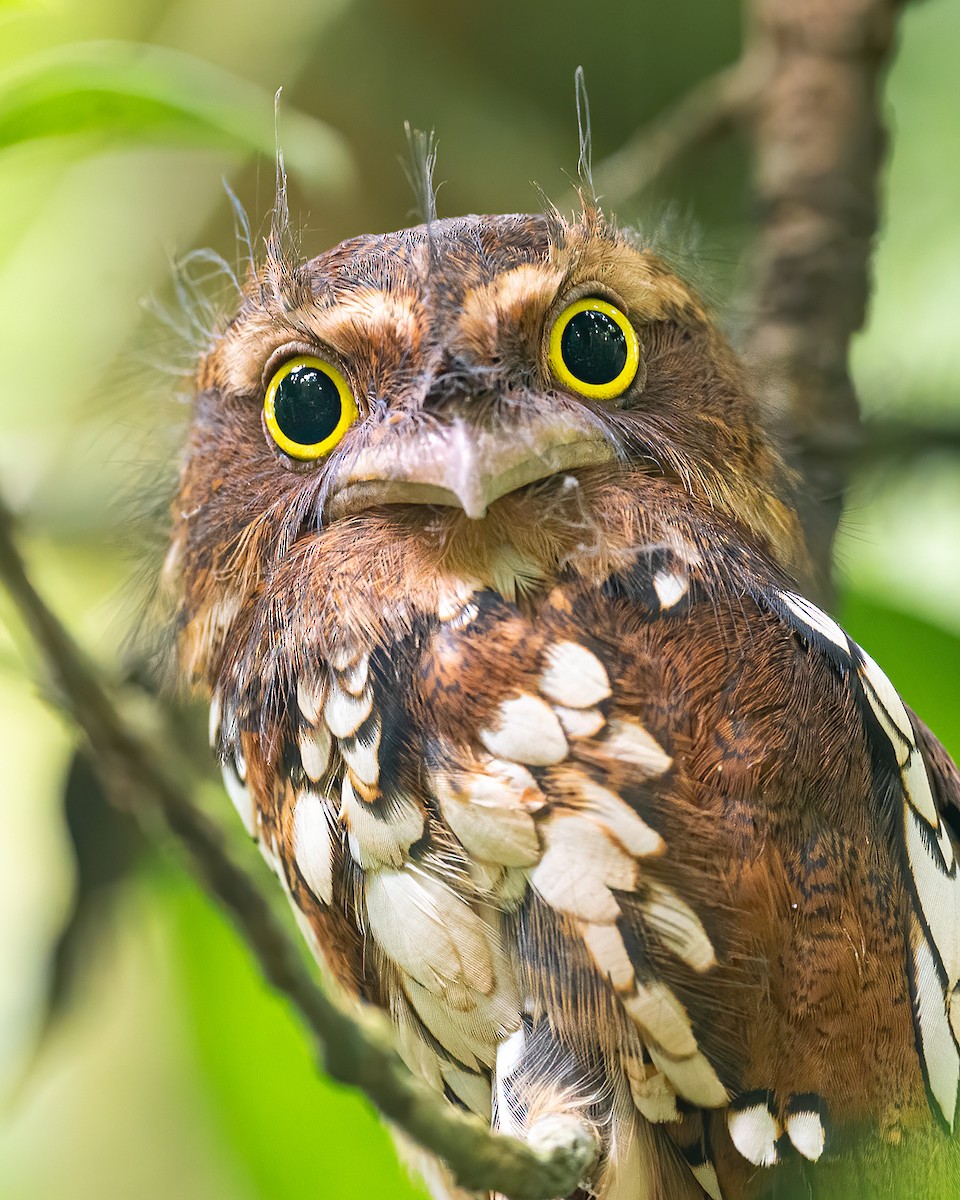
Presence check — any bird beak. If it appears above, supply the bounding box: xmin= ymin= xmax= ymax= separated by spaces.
xmin=327 ymin=411 xmax=616 ymax=520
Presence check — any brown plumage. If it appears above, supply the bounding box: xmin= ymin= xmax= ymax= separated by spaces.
xmin=167 ymin=204 xmax=960 ymax=1198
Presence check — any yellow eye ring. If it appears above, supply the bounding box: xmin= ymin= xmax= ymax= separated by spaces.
xmin=263 ymin=355 xmax=358 ymax=460
xmin=548 ymin=297 xmax=640 ymax=400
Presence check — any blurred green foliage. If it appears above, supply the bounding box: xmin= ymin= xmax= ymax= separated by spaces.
xmin=0 ymin=0 xmax=957 ymax=1198
xmin=167 ymin=870 xmax=422 ymax=1200
xmin=0 ymin=40 xmax=355 ymax=188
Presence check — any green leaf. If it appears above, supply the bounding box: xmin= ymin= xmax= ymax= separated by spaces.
xmin=0 ymin=39 xmax=357 ymax=193
xmin=162 ymin=870 xmax=424 ymax=1200
xmin=838 ymin=588 xmax=960 ymax=760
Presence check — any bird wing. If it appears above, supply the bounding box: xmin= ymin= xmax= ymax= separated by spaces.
xmin=765 ymin=587 xmax=960 ymax=1133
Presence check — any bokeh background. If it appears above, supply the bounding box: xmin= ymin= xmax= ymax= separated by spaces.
xmin=0 ymin=0 xmax=958 ymax=1197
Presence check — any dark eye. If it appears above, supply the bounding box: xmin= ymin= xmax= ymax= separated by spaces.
xmin=548 ymin=298 xmax=640 ymax=400
xmin=263 ymin=355 xmax=358 ymax=460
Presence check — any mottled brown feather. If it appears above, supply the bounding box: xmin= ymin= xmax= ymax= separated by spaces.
xmin=168 ymin=210 xmax=960 ymax=1199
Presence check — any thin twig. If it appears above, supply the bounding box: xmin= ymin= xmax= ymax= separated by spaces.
xmin=860 ymin=418 xmax=960 ymax=465
xmin=0 ymin=496 xmax=596 ymax=1200
xmin=589 ymin=55 xmax=767 ymax=209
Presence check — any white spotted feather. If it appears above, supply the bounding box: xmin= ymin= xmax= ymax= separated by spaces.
xmin=433 ymin=758 xmax=542 ymax=867
xmin=774 ymin=585 xmax=960 ymax=1131
xmin=221 ymin=759 xmax=257 ymax=837
xmin=727 ymin=1100 xmax=780 ymax=1167
xmin=292 ymin=789 xmax=335 ymax=904
xmin=641 ymin=881 xmax=716 ymax=973
xmin=340 ymin=774 xmax=423 ymax=868
xmin=324 ymin=680 xmax=374 ymax=738
xmin=365 ymin=868 xmax=496 ymax=995
xmin=540 ymin=641 xmax=611 ymax=708
xmin=602 ymin=719 xmax=672 ymax=776
xmin=531 ymin=815 xmax=636 ymax=923
xmin=652 ymin=569 xmax=688 ymax=611
xmin=785 ymin=1107 xmax=826 ymax=1162
xmin=299 ymin=723 xmax=332 ymax=782
xmin=480 ymin=693 xmax=568 ymax=765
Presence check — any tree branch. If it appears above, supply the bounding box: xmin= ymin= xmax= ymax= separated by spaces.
xmin=585 ymin=1 xmax=910 ymax=602
xmin=860 ymin=416 xmax=960 ymax=465
xmin=740 ymin=0 xmax=908 ymax=598
xmin=0 ymin=495 xmax=597 ymax=1200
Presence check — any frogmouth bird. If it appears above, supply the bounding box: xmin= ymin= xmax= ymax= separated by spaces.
xmin=167 ymin=200 xmax=960 ymax=1199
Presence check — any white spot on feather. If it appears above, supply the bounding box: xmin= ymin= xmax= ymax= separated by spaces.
xmin=647 ymin=1045 xmax=728 ymax=1109
xmin=296 ymin=675 xmax=326 ymax=725
xmin=221 ymin=760 xmax=256 ymax=837
xmin=324 ymin=680 xmax=373 ymax=738
xmin=553 ymin=705 xmax=606 ymax=739
xmin=913 ymin=927 xmax=960 ymax=1128
xmin=779 ymin=591 xmax=849 ymax=653
xmin=580 ymin=922 xmax=635 ymax=992
xmin=603 ymin=719 xmax=672 ymax=776
xmin=559 ymin=771 xmax=664 ymax=858
xmin=480 ymin=694 xmax=568 ymax=766
xmin=642 ymin=882 xmax=716 ymax=973
xmin=786 ymin=1107 xmax=826 ymax=1162
xmin=902 ymin=746 xmax=946 ymax=838
xmin=340 ymin=774 xmax=422 ymax=869
xmin=299 ymin=723 xmax=332 ymax=782
xmin=292 ymin=790 xmax=335 ymax=904
xmin=623 ymin=981 xmax=697 ymax=1058
xmin=858 ymin=648 xmax=914 ymax=744
xmin=365 ymin=869 xmax=496 ymax=996
xmin=434 ymin=759 xmax=541 ymax=867
xmin=905 ymin=808 xmax=960 ymax=985
xmin=342 ymin=718 xmax=381 ymax=788
xmin=653 ymin=569 xmax=688 ymax=610
xmin=540 ymin=642 xmax=611 ymax=709
xmin=727 ymin=1101 xmax=780 ymax=1167
xmin=532 ymin=816 xmax=635 ymax=923
xmin=864 ymin=686 xmax=912 ymax=769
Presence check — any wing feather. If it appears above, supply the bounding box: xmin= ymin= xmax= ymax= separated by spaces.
xmin=767 ymin=585 xmax=960 ymax=1129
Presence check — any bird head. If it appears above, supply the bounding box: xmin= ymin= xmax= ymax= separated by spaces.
xmin=168 ymin=209 xmax=803 ymax=693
